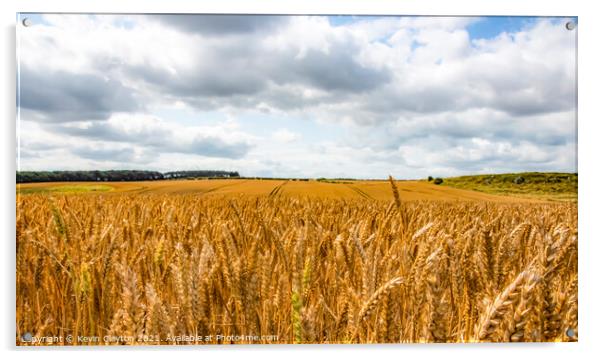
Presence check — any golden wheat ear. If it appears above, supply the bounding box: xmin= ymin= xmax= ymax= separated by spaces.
xmin=388 ymin=175 xmax=401 ymax=210
xmin=15 ymin=183 xmax=577 ymax=344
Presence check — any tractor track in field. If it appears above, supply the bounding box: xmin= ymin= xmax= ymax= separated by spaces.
xmin=203 ymin=180 xmax=250 ymax=194
xmin=269 ymin=180 xmax=289 ymax=197
xmin=346 ymin=184 xmax=375 ymax=200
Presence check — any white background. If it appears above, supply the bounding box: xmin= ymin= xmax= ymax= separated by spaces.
xmin=1 ymin=1 xmax=600 ymax=358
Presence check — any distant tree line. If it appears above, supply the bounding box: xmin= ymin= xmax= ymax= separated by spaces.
xmin=16 ymin=170 xmax=240 ymax=183
xmin=163 ymin=170 xmax=239 ymax=179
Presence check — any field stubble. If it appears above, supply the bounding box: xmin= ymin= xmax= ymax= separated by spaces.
xmin=16 ymin=181 xmax=577 ymax=344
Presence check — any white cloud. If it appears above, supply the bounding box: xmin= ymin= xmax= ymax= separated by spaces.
xmin=272 ymin=129 xmax=300 ymax=143
xmin=17 ymin=15 xmax=577 ymax=177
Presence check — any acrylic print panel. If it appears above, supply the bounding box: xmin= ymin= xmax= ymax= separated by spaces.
xmin=16 ymin=14 xmax=577 ymax=345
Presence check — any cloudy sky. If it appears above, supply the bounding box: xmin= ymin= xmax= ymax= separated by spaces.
xmin=17 ymin=14 xmax=577 ymax=179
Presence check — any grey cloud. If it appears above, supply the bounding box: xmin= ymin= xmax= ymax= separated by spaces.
xmin=126 ymin=63 xmax=267 ymax=98
xmin=357 ymin=85 xmax=460 ymax=118
xmin=55 ymin=121 xmax=165 ymax=144
xmin=464 ymin=57 xmax=576 ymax=117
xmin=19 ymin=149 xmax=42 ymax=159
xmin=119 ymin=24 xmax=391 ymax=111
xmin=52 ymin=121 xmax=252 ymax=160
xmin=438 ymin=146 xmax=572 ymax=173
xmin=152 ymin=15 xmax=288 ymax=35
xmin=19 ymin=66 xmax=140 ymax=122
xmin=275 ymin=45 xmax=391 ymax=94
xmin=357 ymin=69 xmax=574 ymax=121
xmin=18 ymin=139 xmax=59 ymax=151
xmin=387 ymin=134 xmax=576 ymax=175
xmin=75 ymin=146 xmax=147 ymax=163
xmin=349 ymin=110 xmax=576 ymax=153
xmin=166 ymin=136 xmax=252 ymax=159
xmin=124 ymin=55 xmax=388 ymax=112
xmin=491 ymin=88 xmax=575 ymax=117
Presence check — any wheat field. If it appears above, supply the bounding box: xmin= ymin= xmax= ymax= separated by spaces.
xmin=16 ymin=180 xmax=577 ymax=344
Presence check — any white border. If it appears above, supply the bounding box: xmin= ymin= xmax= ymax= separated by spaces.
xmin=2 ymin=1 xmax=601 ymax=359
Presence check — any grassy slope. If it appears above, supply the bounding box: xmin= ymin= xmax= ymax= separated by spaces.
xmin=438 ymin=172 xmax=577 ymax=201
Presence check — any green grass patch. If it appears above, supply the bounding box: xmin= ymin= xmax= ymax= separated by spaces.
xmin=438 ymin=172 xmax=577 ymax=201
xmin=17 ymin=184 xmax=114 ymax=195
